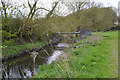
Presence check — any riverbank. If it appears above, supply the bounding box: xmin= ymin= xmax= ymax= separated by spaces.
xmin=33 ymin=31 xmax=118 ymax=78
xmin=2 ymin=41 xmax=45 ymax=56
xmin=2 ymin=38 xmax=62 ymax=62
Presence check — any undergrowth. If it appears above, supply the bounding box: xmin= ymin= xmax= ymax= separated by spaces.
xmin=2 ymin=41 xmax=45 ymax=56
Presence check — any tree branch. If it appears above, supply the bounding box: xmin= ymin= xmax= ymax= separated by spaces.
xmin=36 ymin=7 xmax=60 ymax=18
xmin=27 ymin=0 xmax=38 ymax=19
xmin=46 ymin=2 xmax=59 ymax=18
xmin=27 ymin=0 xmax=31 ymax=9
xmin=1 ymin=0 xmax=7 ymax=18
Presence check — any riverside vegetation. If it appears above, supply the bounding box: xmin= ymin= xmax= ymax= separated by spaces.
xmin=1 ymin=1 xmax=118 ymax=58
xmin=2 ymin=41 xmax=45 ymax=56
xmin=33 ymin=31 xmax=118 ymax=78
xmin=1 ymin=0 xmax=119 ymax=78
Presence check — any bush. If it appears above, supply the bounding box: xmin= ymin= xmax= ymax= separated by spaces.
xmin=3 ymin=39 xmax=14 ymax=46
xmin=2 ymin=30 xmax=18 ymax=41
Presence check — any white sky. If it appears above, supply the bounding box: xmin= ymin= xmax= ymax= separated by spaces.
xmin=93 ymin=0 xmax=120 ymax=8
xmin=0 ymin=0 xmax=119 ymax=17
xmin=13 ymin=0 xmax=120 ymax=8
xmin=1 ymin=0 xmax=119 ymax=9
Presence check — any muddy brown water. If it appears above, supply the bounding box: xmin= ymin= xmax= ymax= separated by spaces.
xmin=2 ymin=37 xmax=75 ymax=78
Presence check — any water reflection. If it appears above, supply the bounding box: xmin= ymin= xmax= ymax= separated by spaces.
xmin=23 ymin=69 xmax=32 ymax=78
xmin=2 ymin=46 xmax=53 ymax=78
xmin=2 ymin=42 xmax=70 ymax=78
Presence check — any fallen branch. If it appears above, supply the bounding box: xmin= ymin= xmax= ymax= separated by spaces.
xmin=80 ymin=64 xmax=86 ymax=72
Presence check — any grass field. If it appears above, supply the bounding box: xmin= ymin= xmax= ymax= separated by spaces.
xmin=33 ymin=31 xmax=118 ymax=78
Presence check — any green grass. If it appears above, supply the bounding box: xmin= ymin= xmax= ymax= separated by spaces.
xmin=33 ymin=31 xmax=118 ymax=78
xmin=2 ymin=41 xmax=45 ymax=56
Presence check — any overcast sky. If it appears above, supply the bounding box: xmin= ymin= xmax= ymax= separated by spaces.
xmin=93 ymin=0 xmax=119 ymax=8
xmin=12 ymin=0 xmax=120 ymax=8
xmin=1 ymin=0 xmax=119 ymax=17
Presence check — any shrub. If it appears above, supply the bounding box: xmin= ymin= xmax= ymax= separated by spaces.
xmin=3 ymin=39 xmax=14 ymax=46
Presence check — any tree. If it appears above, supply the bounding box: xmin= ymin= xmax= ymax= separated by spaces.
xmin=45 ymin=1 xmax=59 ymax=19
xmin=78 ymin=7 xmax=117 ymax=31
xmin=27 ymin=0 xmax=39 ymax=19
xmin=118 ymin=1 xmax=120 ymax=22
xmin=1 ymin=0 xmax=9 ymax=31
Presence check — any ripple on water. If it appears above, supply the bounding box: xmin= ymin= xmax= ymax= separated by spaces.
xmin=47 ymin=50 xmax=63 ymax=64
xmin=57 ymin=43 xmax=69 ymax=48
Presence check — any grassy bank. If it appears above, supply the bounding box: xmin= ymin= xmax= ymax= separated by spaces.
xmin=33 ymin=31 xmax=118 ymax=78
xmin=2 ymin=41 xmax=45 ymax=56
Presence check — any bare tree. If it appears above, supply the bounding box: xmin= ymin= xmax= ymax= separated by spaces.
xmin=1 ymin=0 xmax=12 ymax=31
xmin=45 ymin=1 xmax=59 ymax=19
xmin=25 ymin=0 xmax=59 ymax=19
xmin=1 ymin=0 xmax=7 ymax=19
xmin=27 ymin=0 xmax=38 ymax=19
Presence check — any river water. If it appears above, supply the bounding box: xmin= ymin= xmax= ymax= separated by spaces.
xmin=2 ymin=37 xmax=75 ymax=78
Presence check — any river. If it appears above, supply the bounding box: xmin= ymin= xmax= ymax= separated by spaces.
xmin=2 ymin=37 xmax=75 ymax=78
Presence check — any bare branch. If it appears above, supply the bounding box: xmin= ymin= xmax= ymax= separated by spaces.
xmin=16 ymin=8 xmax=25 ymax=18
xmin=27 ymin=0 xmax=31 ymax=9
xmin=1 ymin=0 xmax=7 ymax=18
xmin=46 ymin=1 xmax=59 ymax=18
xmin=27 ymin=0 xmax=38 ymax=19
